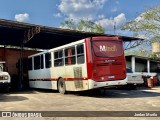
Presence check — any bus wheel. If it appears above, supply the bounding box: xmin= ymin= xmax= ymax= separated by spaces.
xmin=58 ymin=78 xmax=66 ymax=94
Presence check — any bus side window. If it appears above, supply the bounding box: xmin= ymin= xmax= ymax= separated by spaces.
xmin=45 ymin=53 xmax=51 ymax=68
xmin=54 ymin=50 xmax=64 ymax=67
xmin=40 ymin=55 xmax=44 ymax=69
xmin=77 ymin=44 xmax=85 ymax=64
xmin=65 ymin=47 xmax=76 ymax=65
xmin=28 ymin=58 xmax=33 ymax=70
xmin=34 ymin=56 xmax=40 ymax=70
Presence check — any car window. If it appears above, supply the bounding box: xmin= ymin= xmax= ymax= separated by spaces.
xmin=127 ymin=68 xmax=133 ymax=73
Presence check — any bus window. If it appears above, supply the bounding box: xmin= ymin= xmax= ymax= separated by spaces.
xmin=41 ymin=55 xmax=44 ymax=69
xmin=45 ymin=53 xmax=51 ymax=68
xmin=54 ymin=50 xmax=64 ymax=67
xmin=28 ymin=58 xmax=32 ymax=70
xmin=34 ymin=56 xmax=40 ymax=70
xmin=77 ymin=44 xmax=85 ymax=64
xmin=65 ymin=47 xmax=76 ymax=65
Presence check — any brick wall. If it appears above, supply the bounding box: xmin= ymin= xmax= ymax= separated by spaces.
xmin=0 ymin=48 xmax=37 ymax=76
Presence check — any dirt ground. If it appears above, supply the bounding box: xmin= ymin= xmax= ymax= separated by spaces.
xmin=0 ymin=86 xmax=160 ymax=120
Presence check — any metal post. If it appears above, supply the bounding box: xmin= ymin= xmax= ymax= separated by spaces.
xmin=114 ymin=21 xmax=116 ymax=35
xmin=3 ymin=45 xmax=6 ymax=61
xmin=19 ymin=37 xmax=24 ymax=90
xmin=18 ymin=26 xmax=40 ymax=90
xmin=147 ymin=60 xmax=150 ymax=73
xmin=131 ymin=56 xmax=135 ymax=73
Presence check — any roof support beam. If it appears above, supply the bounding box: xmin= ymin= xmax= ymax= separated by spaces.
xmin=24 ymin=26 xmax=40 ymax=44
xmin=19 ymin=37 xmax=24 ymax=90
xmin=19 ymin=26 xmax=40 ymax=90
xmin=124 ymin=40 xmax=143 ymax=50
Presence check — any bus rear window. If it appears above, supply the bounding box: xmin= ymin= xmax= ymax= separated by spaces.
xmin=92 ymin=40 xmax=123 ymax=57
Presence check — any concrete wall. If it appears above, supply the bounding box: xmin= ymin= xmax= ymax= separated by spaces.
xmin=0 ymin=48 xmax=37 ymax=76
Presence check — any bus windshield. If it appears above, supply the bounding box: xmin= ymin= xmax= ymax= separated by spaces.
xmin=92 ymin=40 xmax=123 ymax=57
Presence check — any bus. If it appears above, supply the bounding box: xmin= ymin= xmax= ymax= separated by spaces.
xmin=28 ymin=36 xmax=127 ymax=94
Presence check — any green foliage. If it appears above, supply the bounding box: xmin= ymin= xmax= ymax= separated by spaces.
xmin=61 ymin=19 xmax=76 ymax=30
xmin=123 ymin=5 xmax=160 ymax=58
xmin=149 ymin=54 xmax=160 ymax=61
xmin=122 ymin=5 xmax=160 ymax=40
xmin=61 ymin=19 xmax=105 ymax=34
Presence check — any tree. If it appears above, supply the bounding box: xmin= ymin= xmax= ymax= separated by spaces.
xmin=122 ymin=5 xmax=160 ymax=41
xmin=150 ymin=54 xmax=160 ymax=61
xmin=122 ymin=5 xmax=160 ymax=57
xmin=61 ymin=19 xmax=105 ymax=34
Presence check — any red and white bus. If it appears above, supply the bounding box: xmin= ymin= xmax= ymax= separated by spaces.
xmin=28 ymin=36 xmax=127 ymax=94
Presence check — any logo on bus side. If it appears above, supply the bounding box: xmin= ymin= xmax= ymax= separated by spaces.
xmin=99 ymin=45 xmax=117 ymax=52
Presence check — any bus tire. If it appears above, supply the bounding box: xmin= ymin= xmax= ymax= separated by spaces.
xmin=58 ymin=78 xmax=66 ymax=94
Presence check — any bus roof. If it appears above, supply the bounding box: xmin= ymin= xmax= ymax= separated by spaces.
xmin=28 ymin=39 xmax=85 ymax=58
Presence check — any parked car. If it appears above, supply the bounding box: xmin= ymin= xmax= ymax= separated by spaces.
xmin=126 ymin=67 xmax=144 ymax=89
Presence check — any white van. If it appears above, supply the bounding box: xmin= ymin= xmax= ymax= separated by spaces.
xmin=0 ymin=61 xmax=11 ymax=91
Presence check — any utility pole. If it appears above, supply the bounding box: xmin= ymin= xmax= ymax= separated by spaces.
xmin=114 ymin=21 xmax=116 ymax=35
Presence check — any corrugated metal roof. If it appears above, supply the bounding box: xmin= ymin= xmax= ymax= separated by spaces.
xmin=0 ymin=18 xmax=144 ymax=49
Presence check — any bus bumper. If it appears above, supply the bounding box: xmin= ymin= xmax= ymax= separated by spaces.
xmin=88 ymin=78 xmax=127 ymax=89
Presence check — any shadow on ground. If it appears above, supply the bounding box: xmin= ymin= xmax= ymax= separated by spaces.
xmin=71 ymin=87 xmax=160 ymax=98
xmin=0 ymin=94 xmax=28 ymax=102
xmin=0 ymin=89 xmax=34 ymax=102
xmin=31 ymin=88 xmax=59 ymax=93
xmin=0 ymin=87 xmax=160 ymax=100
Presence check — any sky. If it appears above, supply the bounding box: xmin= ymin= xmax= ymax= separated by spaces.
xmin=0 ymin=0 xmax=160 ymax=36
